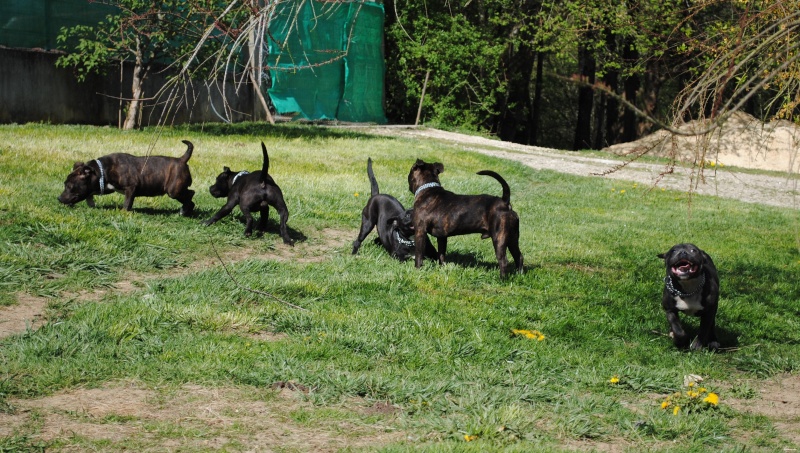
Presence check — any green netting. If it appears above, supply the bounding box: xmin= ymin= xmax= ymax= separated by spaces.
xmin=0 ymin=0 xmax=116 ymax=50
xmin=267 ymin=0 xmax=387 ymax=124
xmin=1 ymin=0 xmax=387 ymax=124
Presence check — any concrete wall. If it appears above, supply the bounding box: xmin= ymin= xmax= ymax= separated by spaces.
xmin=0 ymin=47 xmax=258 ymax=126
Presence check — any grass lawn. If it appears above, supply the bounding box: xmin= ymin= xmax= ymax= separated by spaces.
xmin=1 ymin=122 xmax=799 ymax=451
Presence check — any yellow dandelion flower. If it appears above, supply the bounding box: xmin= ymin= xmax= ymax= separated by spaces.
xmin=609 ymin=376 xmax=620 ymax=384
xmin=512 ymin=329 xmax=545 ymax=341
xmin=699 ymin=387 xmax=707 ymax=393
xmin=688 ymin=382 xmax=695 ymax=388
xmin=464 ymin=434 xmax=478 ymax=442
xmin=354 ymin=192 xmax=359 ymax=197
xmin=661 ymin=401 xmax=670 ymax=409
xmin=673 ymin=406 xmax=681 ymax=415
xmin=620 ymin=190 xmax=626 ymax=194
xmin=703 ymin=393 xmax=719 ymax=406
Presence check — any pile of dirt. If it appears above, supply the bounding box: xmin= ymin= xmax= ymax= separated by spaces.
xmin=606 ymin=112 xmax=800 ymax=173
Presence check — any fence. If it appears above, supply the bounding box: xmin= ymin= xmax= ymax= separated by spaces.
xmin=0 ymin=0 xmax=387 ymax=125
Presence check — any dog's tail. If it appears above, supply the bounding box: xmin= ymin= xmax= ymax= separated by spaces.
xmin=477 ymin=170 xmax=511 ymax=203
xmin=367 ymin=157 xmax=380 ymax=197
xmin=180 ymin=140 xmax=194 ymax=164
xmin=260 ymin=142 xmax=271 ymax=178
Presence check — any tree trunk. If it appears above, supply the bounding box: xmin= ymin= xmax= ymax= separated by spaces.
xmin=622 ymin=40 xmax=640 ymax=142
xmin=248 ymin=17 xmax=275 ymax=125
xmin=600 ymin=26 xmax=620 ymax=147
xmin=123 ymin=36 xmax=145 ymax=130
xmin=603 ymin=70 xmax=620 ymax=146
xmin=496 ymin=42 xmax=534 ymax=144
xmin=639 ymin=59 xmax=660 ymax=136
xmin=529 ymin=51 xmax=544 ymax=146
xmin=573 ymin=44 xmax=596 ymax=150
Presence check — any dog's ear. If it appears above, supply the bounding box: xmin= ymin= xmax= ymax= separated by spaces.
xmin=81 ymin=165 xmax=94 ymax=177
xmin=657 ymin=252 xmax=667 ymax=259
xmin=433 ymin=163 xmax=444 ymax=174
xmin=72 ymin=161 xmax=84 ymax=170
xmin=223 ymin=166 xmax=231 ymax=173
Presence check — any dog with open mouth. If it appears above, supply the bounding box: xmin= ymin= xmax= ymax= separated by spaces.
xmin=657 ymin=243 xmax=720 ymax=350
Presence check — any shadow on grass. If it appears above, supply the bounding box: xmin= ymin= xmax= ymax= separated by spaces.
xmin=651 ymin=323 xmax=740 ymax=352
xmin=438 ymin=250 xmax=525 ymax=276
xmin=205 ymin=215 xmax=308 ymax=244
xmin=180 ymin=122 xmax=384 ymax=141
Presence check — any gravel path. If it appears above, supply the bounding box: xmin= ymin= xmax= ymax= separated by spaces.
xmin=361 ymin=126 xmax=799 ymax=210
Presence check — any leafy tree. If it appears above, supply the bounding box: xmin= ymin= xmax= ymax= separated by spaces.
xmin=56 ymin=1 xmax=215 ymax=129
xmin=385 ymin=0 xmax=509 ymax=131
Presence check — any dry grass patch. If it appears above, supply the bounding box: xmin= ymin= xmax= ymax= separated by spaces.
xmin=1 ymin=380 xmax=408 ymax=451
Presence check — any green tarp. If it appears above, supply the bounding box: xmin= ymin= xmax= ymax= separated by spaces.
xmin=0 ymin=0 xmax=387 ymax=124
xmin=267 ymin=1 xmax=387 ymax=124
xmin=0 ymin=0 xmax=115 ymax=50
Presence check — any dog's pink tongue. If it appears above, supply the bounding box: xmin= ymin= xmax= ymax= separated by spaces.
xmin=673 ymin=262 xmax=698 ymax=275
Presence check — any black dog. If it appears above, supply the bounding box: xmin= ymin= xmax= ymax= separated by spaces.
xmin=58 ymin=140 xmax=195 ymax=215
xmin=658 ymin=243 xmax=720 ymax=350
xmin=352 ymin=158 xmax=435 ymax=261
xmin=204 ymin=142 xmax=293 ymax=245
xmin=407 ymin=159 xmax=523 ymax=278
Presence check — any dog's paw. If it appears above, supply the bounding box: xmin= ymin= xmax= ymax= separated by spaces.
xmin=691 ymin=338 xmax=720 ymax=351
xmin=672 ymin=333 xmax=691 ymax=348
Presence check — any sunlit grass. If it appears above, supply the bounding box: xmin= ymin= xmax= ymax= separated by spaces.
xmin=1 ymin=122 xmax=799 ymax=451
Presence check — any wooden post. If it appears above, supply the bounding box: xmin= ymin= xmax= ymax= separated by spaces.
xmin=415 ymin=70 xmax=430 ymax=126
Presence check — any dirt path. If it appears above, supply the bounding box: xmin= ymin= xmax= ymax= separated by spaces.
xmin=361 ymin=126 xmax=800 ymax=210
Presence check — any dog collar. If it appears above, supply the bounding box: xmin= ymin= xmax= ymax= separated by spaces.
xmin=415 ymin=182 xmax=441 ymax=198
xmin=94 ymin=159 xmax=106 ymax=194
xmin=394 ymin=229 xmax=415 ymax=247
xmin=232 ymin=171 xmax=249 ymax=186
xmin=665 ymin=274 xmax=705 ymax=298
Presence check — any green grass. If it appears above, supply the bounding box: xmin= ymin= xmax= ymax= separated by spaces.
xmin=1 ymin=122 xmax=799 ymax=451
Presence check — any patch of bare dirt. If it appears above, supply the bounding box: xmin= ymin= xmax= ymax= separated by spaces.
xmin=0 ymin=293 xmax=47 ymax=339
xmin=727 ymin=373 xmax=800 ymax=446
xmin=0 ymin=381 xmax=407 ymax=451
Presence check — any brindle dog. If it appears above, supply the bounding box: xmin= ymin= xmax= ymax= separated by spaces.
xmin=407 ymin=159 xmax=523 ymax=278
xmin=58 ymin=140 xmax=195 ymax=215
